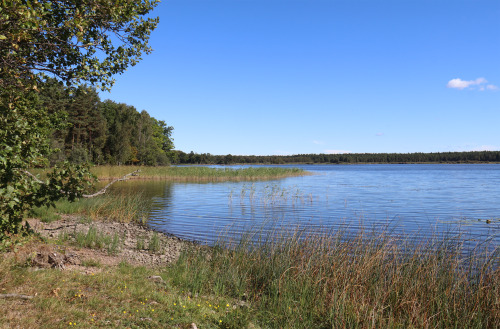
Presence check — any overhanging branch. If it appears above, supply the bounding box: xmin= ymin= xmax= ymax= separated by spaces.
xmin=82 ymin=170 xmax=140 ymax=198
xmin=22 ymin=169 xmax=140 ymax=198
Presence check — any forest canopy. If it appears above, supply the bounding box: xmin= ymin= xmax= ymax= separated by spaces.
xmin=41 ymin=80 xmax=174 ymax=166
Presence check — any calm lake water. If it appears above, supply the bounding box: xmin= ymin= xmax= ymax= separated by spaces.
xmin=113 ymin=164 xmax=500 ymax=248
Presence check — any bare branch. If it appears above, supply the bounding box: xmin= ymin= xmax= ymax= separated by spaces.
xmin=82 ymin=170 xmax=140 ymax=198
xmin=21 ymin=169 xmax=140 ymax=198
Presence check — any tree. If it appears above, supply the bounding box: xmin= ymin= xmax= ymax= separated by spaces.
xmin=0 ymin=0 xmax=159 ymax=238
xmin=65 ymin=86 xmax=107 ymax=164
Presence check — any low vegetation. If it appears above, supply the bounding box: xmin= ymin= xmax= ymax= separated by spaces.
xmin=2 ymin=223 xmax=498 ymax=328
xmin=29 ymin=165 xmax=306 ymax=183
xmin=90 ymin=165 xmax=306 ymax=181
xmin=170 ymin=227 xmax=500 ymax=328
xmin=73 ymin=226 xmax=121 ymax=255
xmin=29 ymin=192 xmax=152 ymax=224
xmin=0 ymin=248 xmax=241 ymax=328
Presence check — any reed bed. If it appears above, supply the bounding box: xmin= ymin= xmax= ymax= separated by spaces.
xmin=30 ymin=192 xmax=152 ymax=223
xmin=168 ymin=226 xmax=500 ymax=328
xmin=90 ymin=165 xmax=306 ymax=181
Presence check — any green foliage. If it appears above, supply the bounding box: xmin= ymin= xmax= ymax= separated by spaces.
xmin=36 ymin=82 xmax=175 ymax=166
xmin=0 ymin=0 xmax=159 ymax=239
xmin=0 ymin=0 xmax=159 ymax=91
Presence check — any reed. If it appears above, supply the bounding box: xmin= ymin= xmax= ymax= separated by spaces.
xmin=90 ymin=165 xmax=306 ymax=181
xmin=168 ymin=225 xmax=500 ymax=328
xmin=31 ymin=192 xmax=152 ymax=223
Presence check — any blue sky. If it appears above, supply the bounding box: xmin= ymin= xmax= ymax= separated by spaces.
xmin=101 ymin=0 xmax=500 ymax=156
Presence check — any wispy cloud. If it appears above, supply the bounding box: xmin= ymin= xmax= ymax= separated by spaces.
xmin=473 ymin=145 xmax=500 ymax=151
xmin=449 ymin=144 xmax=500 ymax=152
xmin=313 ymin=140 xmax=324 ymax=145
xmin=447 ymin=77 xmax=497 ymax=91
xmin=375 ymin=132 xmax=384 ymax=136
xmin=325 ymin=149 xmax=351 ymax=154
xmin=274 ymin=150 xmax=293 ymax=156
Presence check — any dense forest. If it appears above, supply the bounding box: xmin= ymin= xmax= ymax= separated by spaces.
xmin=40 ymin=80 xmax=174 ymax=166
xmin=38 ymin=82 xmax=499 ymax=167
xmin=171 ymin=150 xmax=500 ymax=165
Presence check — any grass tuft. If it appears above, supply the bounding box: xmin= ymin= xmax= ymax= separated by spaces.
xmin=74 ymin=226 xmax=121 ymax=255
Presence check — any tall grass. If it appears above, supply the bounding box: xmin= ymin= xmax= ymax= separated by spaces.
xmin=30 ymin=192 xmax=152 ymax=223
xmin=168 ymin=226 xmax=500 ymax=328
xmin=91 ymin=165 xmax=306 ymax=181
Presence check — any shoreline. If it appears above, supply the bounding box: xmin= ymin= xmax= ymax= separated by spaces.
xmin=26 ymin=215 xmax=194 ymax=269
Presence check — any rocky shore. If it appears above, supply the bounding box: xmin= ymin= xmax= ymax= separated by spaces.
xmin=26 ymin=215 xmax=192 ymax=270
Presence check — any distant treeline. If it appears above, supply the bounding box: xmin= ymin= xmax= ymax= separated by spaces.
xmin=171 ymin=151 xmax=500 ymax=165
xmin=40 ymin=79 xmax=174 ymax=166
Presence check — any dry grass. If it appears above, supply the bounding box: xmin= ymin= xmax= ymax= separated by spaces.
xmin=169 ymin=226 xmax=500 ymax=328
xmin=90 ymin=165 xmax=306 ymax=181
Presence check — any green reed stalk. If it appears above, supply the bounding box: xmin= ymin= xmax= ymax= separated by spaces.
xmin=31 ymin=191 xmax=152 ymax=223
xmin=168 ymin=226 xmax=499 ymax=328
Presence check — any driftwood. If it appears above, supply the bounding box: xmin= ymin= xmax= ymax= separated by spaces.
xmin=0 ymin=293 xmax=34 ymax=300
xmin=22 ymin=169 xmax=140 ymax=198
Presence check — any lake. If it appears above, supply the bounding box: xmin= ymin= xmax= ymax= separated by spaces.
xmin=113 ymin=164 xmax=500 ymax=248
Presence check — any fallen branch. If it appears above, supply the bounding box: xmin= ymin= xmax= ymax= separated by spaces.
xmin=82 ymin=170 xmax=140 ymax=198
xmin=21 ymin=169 xmax=140 ymax=198
xmin=0 ymin=293 xmax=34 ymax=300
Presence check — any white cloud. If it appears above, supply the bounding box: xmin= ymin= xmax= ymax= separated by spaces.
xmin=447 ymin=77 xmax=488 ymax=90
xmin=325 ymin=149 xmax=351 ymax=154
xmin=375 ymin=132 xmax=384 ymax=136
xmin=486 ymin=84 xmax=499 ymax=90
xmin=313 ymin=140 xmax=324 ymax=145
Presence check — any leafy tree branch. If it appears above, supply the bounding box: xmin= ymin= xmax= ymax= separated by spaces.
xmin=0 ymin=0 xmax=159 ymax=239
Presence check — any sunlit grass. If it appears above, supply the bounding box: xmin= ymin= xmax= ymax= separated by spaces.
xmin=4 ymin=223 xmax=498 ymax=328
xmin=168 ymin=225 xmax=500 ymax=328
xmin=91 ymin=165 xmax=306 ymax=181
xmin=30 ymin=165 xmax=306 ymax=182
xmin=74 ymin=226 xmax=121 ymax=255
xmin=0 ymin=253 xmax=242 ymax=328
xmin=30 ymin=192 xmax=152 ymax=223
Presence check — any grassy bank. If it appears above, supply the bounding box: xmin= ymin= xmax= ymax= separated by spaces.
xmin=91 ymin=165 xmax=306 ymax=181
xmin=0 ymin=246 xmax=241 ymax=328
xmin=1 ymin=223 xmax=499 ymax=328
xmin=169 ymin=228 xmax=499 ymax=328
